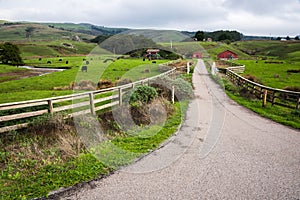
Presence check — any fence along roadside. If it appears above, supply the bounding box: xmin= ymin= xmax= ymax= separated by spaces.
xmin=225 ymin=67 xmax=300 ymax=110
xmin=0 ymin=68 xmax=176 ymax=134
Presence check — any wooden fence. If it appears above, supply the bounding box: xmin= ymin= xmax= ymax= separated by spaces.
xmin=226 ymin=67 xmax=300 ymax=110
xmin=0 ymin=68 xmax=176 ymax=133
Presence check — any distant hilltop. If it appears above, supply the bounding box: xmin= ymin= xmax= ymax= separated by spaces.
xmin=0 ymin=20 xmax=298 ymax=42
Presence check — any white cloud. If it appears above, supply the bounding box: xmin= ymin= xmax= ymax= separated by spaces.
xmin=0 ymin=0 xmax=299 ymax=36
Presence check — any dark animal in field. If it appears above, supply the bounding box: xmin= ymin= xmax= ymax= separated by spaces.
xmin=81 ymin=66 xmax=87 ymax=72
xmin=152 ymin=61 xmax=157 ymax=64
xmin=47 ymin=61 xmax=51 ymax=64
xmin=86 ymin=61 xmax=90 ymax=65
xmin=66 ymin=61 xmax=69 ymax=64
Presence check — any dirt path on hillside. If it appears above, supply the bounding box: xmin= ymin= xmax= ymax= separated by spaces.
xmin=53 ymin=59 xmax=300 ymax=200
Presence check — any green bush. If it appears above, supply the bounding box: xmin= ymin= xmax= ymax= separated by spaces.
xmin=151 ymin=76 xmax=193 ymax=101
xmin=129 ymin=85 xmax=158 ymax=105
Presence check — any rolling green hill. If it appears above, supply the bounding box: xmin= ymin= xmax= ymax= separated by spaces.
xmin=126 ymin=29 xmax=192 ymax=43
xmin=0 ymin=22 xmax=95 ymax=42
xmin=232 ymin=40 xmax=300 ymax=61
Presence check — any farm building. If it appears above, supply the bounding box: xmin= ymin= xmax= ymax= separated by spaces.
xmin=146 ymin=49 xmax=160 ymax=60
xmin=146 ymin=49 xmax=160 ymax=55
xmin=217 ymin=50 xmax=238 ymax=60
xmin=192 ymin=52 xmax=202 ymax=58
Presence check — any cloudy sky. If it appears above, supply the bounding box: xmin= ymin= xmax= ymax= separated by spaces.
xmin=0 ymin=0 xmax=299 ymax=36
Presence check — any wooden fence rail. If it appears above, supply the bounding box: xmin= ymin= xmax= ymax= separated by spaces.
xmin=0 ymin=68 xmax=176 ymax=133
xmin=226 ymin=68 xmax=300 ymax=110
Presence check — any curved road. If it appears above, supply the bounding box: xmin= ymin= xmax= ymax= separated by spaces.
xmin=60 ymin=60 xmax=300 ymax=199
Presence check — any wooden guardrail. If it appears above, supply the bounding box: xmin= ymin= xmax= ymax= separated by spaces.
xmin=0 ymin=68 xmax=176 ymax=133
xmin=226 ymin=67 xmax=300 ymax=110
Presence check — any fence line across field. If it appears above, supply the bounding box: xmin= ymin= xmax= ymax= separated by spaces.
xmin=205 ymin=61 xmax=300 ymax=111
xmin=225 ymin=67 xmax=300 ymax=110
xmin=0 ymin=68 xmax=176 ymax=133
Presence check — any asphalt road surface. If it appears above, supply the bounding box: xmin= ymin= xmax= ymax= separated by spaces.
xmin=59 ymin=59 xmax=300 ymax=200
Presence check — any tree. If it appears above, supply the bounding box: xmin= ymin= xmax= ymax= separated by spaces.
xmin=295 ymin=36 xmax=299 ymax=40
xmin=194 ymin=31 xmax=205 ymax=41
xmin=276 ymin=37 xmax=281 ymax=40
xmin=25 ymin=27 xmax=35 ymax=39
xmin=218 ymin=33 xmax=232 ymax=41
xmin=0 ymin=42 xmax=24 ymax=66
xmin=286 ymin=36 xmax=290 ymax=40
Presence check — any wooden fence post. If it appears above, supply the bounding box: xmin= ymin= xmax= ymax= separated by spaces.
xmin=296 ymin=96 xmax=300 ymax=110
xmin=89 ymin=93 xmax=96 ymax=115
xmin=119 ymin=88 xmax=123 ymax=106
xmin=171 ymin=86 xmax=175 ymax=104
xmin=187 ymin=62 xmax=190 ymax=74
xmin=47 ymin=100 xmax=53 ymax=115
xmin=262 ymin=90 xmax=267 ymax=107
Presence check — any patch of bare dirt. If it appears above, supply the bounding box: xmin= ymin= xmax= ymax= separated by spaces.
xmin=0 ymin=69 xmax=55 ymax=82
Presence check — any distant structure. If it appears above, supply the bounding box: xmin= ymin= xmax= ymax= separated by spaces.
xmin=146 ymin=49 xmax=160 ymax=60
xmin=192 ymin=52 xmax=203 ymax=59
xmin=217 ymin=50 xmax=238 ymax=60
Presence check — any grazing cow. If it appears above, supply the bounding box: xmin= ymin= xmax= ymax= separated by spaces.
xmin=66 ymin=61 xmax=69 ymax=64
xmin=81 ymin=66 xmax=87 ymax=72
xmin=47 ymin=61 xmax=51 ymax=64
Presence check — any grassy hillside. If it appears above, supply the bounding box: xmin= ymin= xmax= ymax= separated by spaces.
xmin=126 ymin=29 xmax=191 ymax=43
xmin=45 ymin=22 xmax=129 ymax=36
xmin=0 ymin=22 xmax=94 ymax=42
xmin=18 ymin=40 xmax=109 ymax=59
xmin=232 ymin=40 xmax=300 ymax=61
xmin=200 ymin=42 xmax=251 ymax=60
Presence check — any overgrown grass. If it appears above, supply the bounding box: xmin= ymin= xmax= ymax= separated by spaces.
xmin=0 ymin=100 xmax=188 ymax=199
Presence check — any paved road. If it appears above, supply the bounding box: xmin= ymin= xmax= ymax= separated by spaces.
xmin=60 ymin=60 xmax=300 ymax=199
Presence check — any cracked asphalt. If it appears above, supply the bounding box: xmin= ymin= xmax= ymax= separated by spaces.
xmin=59 ymin=59 xmax=300 ymax=200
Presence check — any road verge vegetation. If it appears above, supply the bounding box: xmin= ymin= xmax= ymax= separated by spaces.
xmin=0 ymin=64 xmax=194 ymax=199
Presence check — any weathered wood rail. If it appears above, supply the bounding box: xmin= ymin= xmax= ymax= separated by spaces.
xmin=0 ymin=68 xmax=176 ymax=133
xmin=226 ymin=67 xmax=300 ymax=110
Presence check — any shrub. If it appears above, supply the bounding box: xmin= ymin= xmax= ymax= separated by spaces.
xmin=97 ymin=79 xmax=114 ymax=89
xmin=129 ymin=85 xmax=158 ymax=106
xmin=173 ymin=77 xmax=194 ymax=100
xmin=158 ymin=65 xmax=172 ymax=73
xmin=150 ymin=76 xmax=193 ymax=101
xmin=116 ymin=78 xmax=132 ymax=86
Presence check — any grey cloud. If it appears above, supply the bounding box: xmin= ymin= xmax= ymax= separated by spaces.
xmin=0 ymin=0 xmax=299 ymax=35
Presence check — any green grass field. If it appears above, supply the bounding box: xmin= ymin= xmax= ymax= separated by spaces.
xmin=0 ymin=58 xmax=169 ymax=103
xmin=231 ymin=60 xmax=300 ymax=89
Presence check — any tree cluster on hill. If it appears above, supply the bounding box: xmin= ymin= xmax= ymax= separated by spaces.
xmin=0 ymin=42 xmax=24 ymax=66
xmin=90 ymin=35 xmax=110 ymax=44
xmin=194 ymin=30 xmax=243 ymax=42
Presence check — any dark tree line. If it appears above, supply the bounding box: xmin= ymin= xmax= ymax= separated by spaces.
xmin=194 ymin=30 xmax=243 ymax=42
xmin=0 ymin=42 xmax=24 ymax=66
